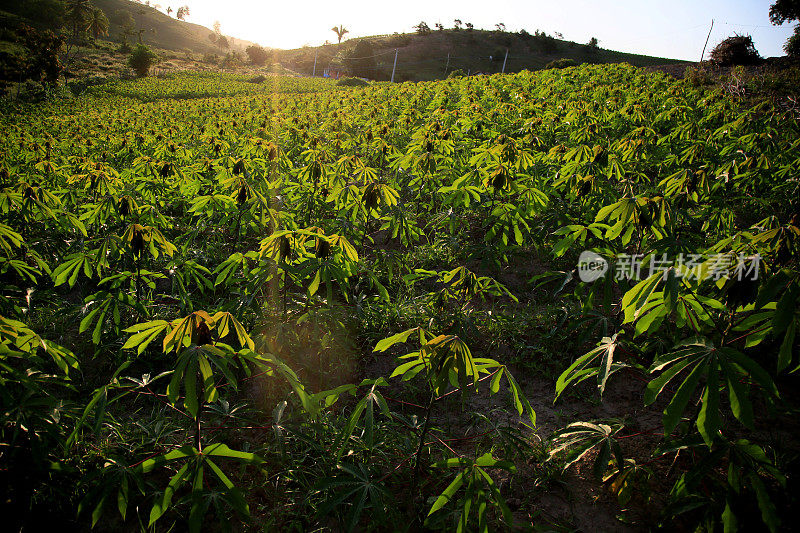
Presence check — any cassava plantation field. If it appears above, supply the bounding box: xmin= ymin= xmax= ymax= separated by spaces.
xmin=1 ymin=65 xmax=799 ymax=532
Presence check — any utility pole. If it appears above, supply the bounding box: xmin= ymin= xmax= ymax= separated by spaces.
xmin=700 ymin=19 xmax=714 ymax=63
xmin=391 ymin=49 xmax=398 ymax=82
xmin=312 ymin=50 xmax=317 ymax=77
xmin=445 ymin=53 xmax=450 ymax=75
xmin=501 ymin=49 xmax=508 ymax=74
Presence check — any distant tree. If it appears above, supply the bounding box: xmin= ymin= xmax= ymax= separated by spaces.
xmin=495 ymin=23 xmax=506 ymax=32
xmin=246 ymin=44 xmax=270 ymax=66
xmin=86 ymin=8 xmax=109 ymax=40
xmin=588 ymin=37 xmax=599 ymax=49
xmin=331 ymin=25 xmax=349 ymax=44
xmin=454 ymin=19 xmax=462 ymax=30
xmin=344 ymin=39 xmax=377 ymax=78
xmin=14 ymin=24 xmax=64 ymax=84
xmin=414 ymin=21 xmax=431 ymax=35
xmin=710 ymin=34 xmax=761 ymax=65
xmin=128 ymin=42 xmax=157 ymax=76
xmin=769 ymin=0 xmax=800 ymax=24
xmin=465 ymin=22 xmax=474 ymax=32
xmin=769 ymin=0 xmax=800 ymax=55
xmin=176 ymin=5 xmax=189 ymax=21
xmin=786 ymin=25 xmax=800 ymax=56
xmin=166 ymin=6 xmax=172 ymax=16
xmin=555 ymin=31 xmax=564 ymax=39
xmin=519 ymin=28 xmax=531 ymax=40
xmin=435 ymin=23 xmax=444 ymax=32
xmin=210 ymin=21 xmax=228 ymax=49
xmin=66 ymin=0 xmax=92 ymax=39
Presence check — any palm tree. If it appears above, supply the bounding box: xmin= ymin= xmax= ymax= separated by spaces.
xmin=66 ymin=0 xmax=93 ymax=39
xmin=86 ymin=8 xmax=110 ymax=40
xmin=331 ymin=25 xmax=349 ymax=44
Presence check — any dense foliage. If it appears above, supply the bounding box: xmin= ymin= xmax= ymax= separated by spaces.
xmin=1 ymin=64 xmax=798 ymax=531
xmin=710 ymin=35 xmax=761 ymax=66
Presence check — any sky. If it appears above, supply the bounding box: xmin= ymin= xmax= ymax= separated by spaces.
xmin=171 ymin=0 xmax=796 ymax=60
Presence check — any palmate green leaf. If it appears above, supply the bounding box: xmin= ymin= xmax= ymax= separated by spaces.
xmin=308 ymin=268 xmax=321 ymax=296
xmin=722 ymin=501 xmax=737 ymax=533
xmin=0 ymin=223 xmax=23 ymax=254
xmin=622 ymin=272 xmax=664 ymax=324
xmin=427 ymin=452 xmax=515 ymax=530
xmin=696 ymin=355 xmax=721 ymax=445
xmin=52 ymin=252 xmax=94 ymax=288
xmin=80 ymin=291 xmax=145 ymax=345
xmin=213 ymin=252 xmax=244 ymax=287
xmin=149 ymin=462 xmax=190 ymax=525
xmin=183 ymin=357 xmax=199 ymax=417
xmin=241 ymin=350 xmax=313 ymax=415
xmin=720 ymin=357 xmax=754 ymax=430
xmin=0 ymin=258 xmax=41 ymax=284
xmin=555 ymin=333 xmax=623 ymax=400
xmin=550 ymin=421 xmax=623 ymax=479
xmin=503 ymin=367 xmax=536 ymax=426
xmin=211 ymin=311 xmax=255 ymax=350
xmin=423 ymin=334 xmax=480 ymax=395
xmin=662 ymin=357 xmax=708 ymax=436
xmin=333 ymin=379 xmax=391 ymax=459
xmin=772 ymin=281 xmax=798 ymax=334
xmin=647 ymin=338 xmax=776 ymax=442
xmin=373 ymin=327 xmax=420 ymax=353
xmin=750 ymin=473 xmax=780 ymax=533
xmin=778 ymin=321 xmax=796 ymax=373
xmin=203 ymin=442 xmax=266 ymax=464
xmin=163 ymin=311 xmax=213 ymax=353
xmin=428 ymin=471 xmax=465 ymax=516
xmin=122 ymin=320 xmax=170 ymax=354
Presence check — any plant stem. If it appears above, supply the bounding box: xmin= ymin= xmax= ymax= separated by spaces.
xmin=194 ymin=410 xmax=202 ymax=451
xmin=136 ymin=254 xmax=142 ymax=303
xmin=410 ymin=390 xmax=436 ymax=513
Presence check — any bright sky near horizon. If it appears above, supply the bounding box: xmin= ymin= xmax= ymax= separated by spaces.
xmin=174 ymin=0 xmax=796 ymax=61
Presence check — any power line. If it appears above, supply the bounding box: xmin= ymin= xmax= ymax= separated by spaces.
xmin=720 ymin=21 xmax=783 ymax=29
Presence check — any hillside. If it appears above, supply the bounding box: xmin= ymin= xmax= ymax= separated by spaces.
xmin=276 ymin=29 xmax=685 ymax=81
xmin=0 ymin=0 xmax=255 ymax=54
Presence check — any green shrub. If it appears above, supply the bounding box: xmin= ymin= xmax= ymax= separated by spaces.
xmin=545 ymin=58 xmax=577 ymax=69
xmin=447 ymin=69 xmax=466 ymax=78
xmin=336 ymin=77 xmax=370 ymax=87
xmin=220 ymin=51 xmax=244 ymax=70
xmin=248 ymin=74 xmax=267 ymax=84
xmin=127 ymin=44 xmax=158 ymax=77
xmin=246 ymin=44 xmax=271 ymax=66
xmin=684 ymin=65 xmax=713 ymax=86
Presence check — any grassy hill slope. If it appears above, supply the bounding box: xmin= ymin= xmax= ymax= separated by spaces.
xmin=0 ymin=0 xmax=255 ymax=54
xmin=92 ymin=0 xmax=257 ymax=53
xmin=276 ymin=29 xmax=685 ymax=81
